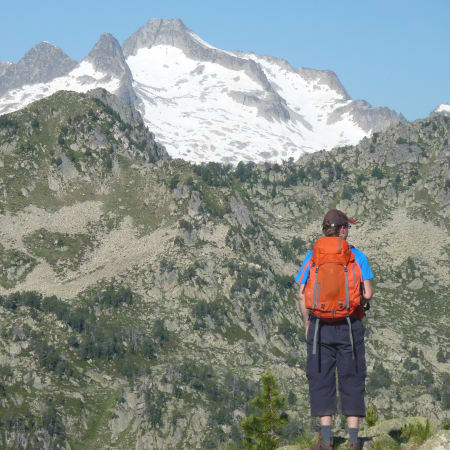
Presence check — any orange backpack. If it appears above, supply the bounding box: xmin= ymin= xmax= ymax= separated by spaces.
xmin=304 ymin=236 xmax=364 ymax=322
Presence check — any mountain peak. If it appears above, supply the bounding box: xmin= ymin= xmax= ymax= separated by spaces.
xmin=86 ymin=33 xmax=130 ymax=79
xmin=122 ymin=18 xmax=210 ymax=57
xmin=0 ymin=42 xmax=77 ymax=95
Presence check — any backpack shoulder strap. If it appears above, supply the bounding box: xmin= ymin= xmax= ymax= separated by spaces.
xmin=297 ymin=260 xmax=312 ymax=285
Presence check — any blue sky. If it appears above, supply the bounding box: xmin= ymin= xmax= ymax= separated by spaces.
xmin=1 ymin=0 xmax=449 ymax=121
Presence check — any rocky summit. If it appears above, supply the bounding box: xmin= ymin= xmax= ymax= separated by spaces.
xmin=0 ymin=18 xmax=406 ymax=164
xmin=0 ymin=90 xmax=448 ymax=448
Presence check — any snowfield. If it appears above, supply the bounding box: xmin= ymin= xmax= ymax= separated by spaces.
xmin=0 ymin=61 xmax=120 ymax=116
xmin=127 ymin=45 xmax=366 ymax=163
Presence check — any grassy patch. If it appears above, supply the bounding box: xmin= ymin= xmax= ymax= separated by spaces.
xmin=72 ymin=388 xmax=119 ymax=450
xmin=23 ymin=229 xmax=94 ymax=273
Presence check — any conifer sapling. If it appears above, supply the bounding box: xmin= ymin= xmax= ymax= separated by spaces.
xmin=241 ymin=371 xmax=288 ymax=449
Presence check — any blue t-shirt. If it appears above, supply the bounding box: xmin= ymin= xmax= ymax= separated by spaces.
xmin=295 ymin=247 xmax=374 ymax=285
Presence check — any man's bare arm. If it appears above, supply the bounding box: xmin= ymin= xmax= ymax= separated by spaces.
xmin=361 ymin=280 xmax=373 ymax=304
xmin=298 ymin=285 xmax=310 ymax=339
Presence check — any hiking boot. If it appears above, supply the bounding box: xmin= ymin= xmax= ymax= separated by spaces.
xmin=310 ymin=433 xmax=333 ymax=449
xmin=348 ymin=439 xmax=362 ymax=449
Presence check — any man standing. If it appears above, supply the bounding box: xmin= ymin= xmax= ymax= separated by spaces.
xmin=295 ymin=210 xmax=373 ymax=450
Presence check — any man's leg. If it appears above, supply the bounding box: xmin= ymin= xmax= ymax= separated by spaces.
xmin=336 ymin=319 xmax=366 ymax=447
xmin=320 ymin=415 xmax=333 ymax=446
xmin=320 ymin=416 xmax=332 ymax=426
xmin=346 ymin=416 xmax=359 ymax=446
xmin=346 ymin=416 xmax=359 ymax=428
xmin=307 ymin=321 xmax=338 ymax=448
xmin=306 ymin=321 xmax=338 ymax=417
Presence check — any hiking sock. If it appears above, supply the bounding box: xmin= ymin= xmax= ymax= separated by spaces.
xmin=321 ymin=425 xmax=332 ymax=443
xmin=348 ymin=427 xmax=359 ymax=444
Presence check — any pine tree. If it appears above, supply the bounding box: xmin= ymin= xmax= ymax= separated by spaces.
xmin=241 ymin=371 xmax=288 ymax=449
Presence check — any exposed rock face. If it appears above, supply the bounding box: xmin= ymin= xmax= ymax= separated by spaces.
xmin=86 ymin=88 xmax=143 ymax=127
xmin=86 ymin=33 xmax=131 ymax=80
xmin=0 ymin=42 xmax=77 ymax=95
xmin=298 ymin=66 xmax=350 ymax=99
xmin=328 ymin=99 xmax=406 ymax=132
xmin=0 ymin=61 xmax=13 ymax=77
xmin=86 ymin=33 xmax=138 ymax=107
xmin=228 ymin=90 xmax=290 ymax=122
xmin=418 ymin=430 xmax=450 ymax=449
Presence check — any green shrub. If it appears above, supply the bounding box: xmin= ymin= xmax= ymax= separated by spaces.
xmin=169 ymin=174 xmax=180 ymax=189
xmin=0 ymin=116 xmax=19 ymax=131
xmin=193 ymin=162 xmax=231 ymax=187
xmin=366 ymin=403 xmax=378 ymax=427
xmin=174 ymin=236 xmax=185 ymax=247
xmin=371 ymin=167 xmax=384 ymax=179
xmin=100 ymin=285 xmax=134 ymax=308
xmin=278 ymin=319 xmax=300 ymax=344
xmin=437 ymin=348 xmax=447 ymax=363
xmin=234 ymin=161 xmax=257 ymax=184
xmin=179 ymin=219 xmax=193 ymax=232
xmin=400 ymin=419 xmax=433 ymax=446
xmin=145 ymin=390 xmax=166 ymax=427
xmin=367 ymin=363 xmax=391 ymax=392
xmin=192 ymin=299 xmax=227 ymax=327
xmin=152 ymin=319 xmax=170 ymax=345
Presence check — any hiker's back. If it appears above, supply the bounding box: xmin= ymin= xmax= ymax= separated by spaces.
xmin=304 ymin=236 xmax=363 ymax=321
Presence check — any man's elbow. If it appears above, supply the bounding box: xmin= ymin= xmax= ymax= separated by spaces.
xmin=362 ymin=280 xmax=373 ymax=300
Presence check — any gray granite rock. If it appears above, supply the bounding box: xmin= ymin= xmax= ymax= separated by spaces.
xmin=418 ymin=430 xmax=450 ymax=449
xmin=86 ymin=88 xmax=142 ymax=126
xmin=228 ymin=90 xmax=290 ymax=122
xmin=298 ymin=66 xmax=350 ymax=100
xmin=327 ymin=99 xmax=405 ymax=132
xmin=0 ymin=61 xmax=13 ymax=77
xmin=229 ymin=194 xmax=252 ymax=229
xmin=86 ymin=33 xmax=131 ymax=80
xmin=0 ymin=42 xmax=77 ymax=95
xmin=86 ymin=33 xmax=137 ymax=107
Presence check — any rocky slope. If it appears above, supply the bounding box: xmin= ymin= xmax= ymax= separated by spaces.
xmin=0 ymin=91 xmax=448 ymax=448
xmin=431 ymin=104 xmax=450 ymax=118
xmin=0 ymin=19 xmax=405 ymax=163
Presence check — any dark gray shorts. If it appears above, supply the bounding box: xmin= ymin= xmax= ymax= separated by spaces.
xmin=306 ymin=318 xmax=367 ymax=417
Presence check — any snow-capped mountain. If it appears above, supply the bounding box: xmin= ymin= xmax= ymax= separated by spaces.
xmin=0 ymin=19 xmax=405 ymax=163
xmin=0 ymin=34 xmax=132 ymax=118
xmin=431 ymin=104 xmax=450 ymax=117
